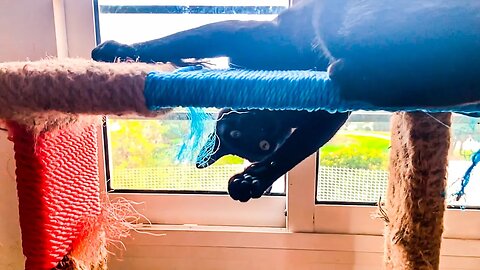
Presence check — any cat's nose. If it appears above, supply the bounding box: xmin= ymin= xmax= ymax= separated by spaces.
xmin=196 ymin=156 xmax=217 ymax=169
xmin=196 ymin=162 xmax=207 ymax=169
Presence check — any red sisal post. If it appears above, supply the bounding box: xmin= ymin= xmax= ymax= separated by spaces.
xmin=7 ymin=121 xmax=104 ymax=270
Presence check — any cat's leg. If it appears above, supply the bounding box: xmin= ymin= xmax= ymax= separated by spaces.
xmin=228 ymin=111 xmax=350 ymax=202
xmin=327 ymin=57 xmax=424 ymax=108
xmin=92 ymin=20 xmax=270 ymax=64
xmin=91 ymin=19 xmax=316 ymax=70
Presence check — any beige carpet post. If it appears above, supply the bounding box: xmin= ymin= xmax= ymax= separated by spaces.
xmin=384 ymin=112 xmax=451 ymax=270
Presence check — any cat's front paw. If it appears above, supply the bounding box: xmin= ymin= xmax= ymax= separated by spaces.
xmin=228 ymin=174 xmax=265 ymax=202
xmin=91 ymin=40 xmax=138 ymax=62
xmin=228 ymin=163 xmax=274 ymax=202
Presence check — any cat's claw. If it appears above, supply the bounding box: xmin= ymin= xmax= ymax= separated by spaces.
xmin=91 ymin=40 xmax=138 ymax=62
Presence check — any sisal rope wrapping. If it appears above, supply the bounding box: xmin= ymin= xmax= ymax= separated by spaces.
xmin=384 ymin=112 xmax=451 ymax=270
xmin=0 ymin=58 xmax=174 ymax=124
xmin=145 ymin=68 xmax=345 ymax=112
xmin=0 ymin=58 xmax=471 ymax=270
xmin=8 ymin=121 xmax=103 ymax=270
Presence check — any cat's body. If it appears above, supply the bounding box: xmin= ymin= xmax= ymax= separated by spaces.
xmin=92 ymin=0 xmax=480 ymax=202
xmin=195 ymin=108 xmax=348 ymax=202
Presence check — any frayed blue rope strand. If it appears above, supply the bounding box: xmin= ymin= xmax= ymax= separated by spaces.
xmin=454 ymin=149 xmax=480 ymax=201
xmin=174 ymin=67 xmax=212 ymax=163
xmin=195 ymin=132 xmax=218 ymax=168
xmin=175 ymin=107 xmax=215 ymax=164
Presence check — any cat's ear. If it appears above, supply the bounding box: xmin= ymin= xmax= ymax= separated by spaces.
xmin=196 ymin=133 xmax=228 ymax=169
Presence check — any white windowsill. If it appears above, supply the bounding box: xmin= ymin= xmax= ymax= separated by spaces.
xmin=123 ymin=223 xmax=480 ymax=259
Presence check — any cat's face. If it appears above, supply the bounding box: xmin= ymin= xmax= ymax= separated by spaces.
xmin=196 ymin=109 xmax=293 ymax=168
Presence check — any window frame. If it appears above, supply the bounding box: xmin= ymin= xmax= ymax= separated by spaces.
xmin=287 ymin=130 xmax=480 ymax=239
xmin=98 ymin=121 xmax=286 ymax=227
xmin=66 ymin=0 xmax=480 ymax=237
xmin=90 ymin=0 xmax=289 ymax=227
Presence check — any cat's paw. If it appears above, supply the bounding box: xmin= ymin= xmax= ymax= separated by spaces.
xmin=91 ymin=40 xmax=138 ymax=62
xmin=227 ymin=163 xmax=274 ymax=202
xmin=228 ymin=174 xmax=264 ymax=202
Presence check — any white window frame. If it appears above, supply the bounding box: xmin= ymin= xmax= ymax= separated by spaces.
xmin=64 ymin=0 xmax=480 ymax=238
xmin=68 ymin=0 xmax=288 ymax=227
xmin=98 ymin=120 xmax=286 ymax=227
xmin=287 ymin=135 xmax=480 ymax=240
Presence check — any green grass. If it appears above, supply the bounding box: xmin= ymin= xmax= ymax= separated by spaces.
xmin=319 ymin=131 xmax=391 ymax=170
xmin=322 ymin=131 xmax=390 ymax=153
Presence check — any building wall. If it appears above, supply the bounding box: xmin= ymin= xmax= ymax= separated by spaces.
xmin=0 ymin=1 xmax=59 ymax=268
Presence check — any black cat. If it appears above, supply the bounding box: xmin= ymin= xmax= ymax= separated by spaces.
xmin=195 ymin=109 xmax=295 ymax=169
xmin=194 ymin=108 xmax=348 ymax=202
xmin=92 ymin=0 xmax=480 ymax=202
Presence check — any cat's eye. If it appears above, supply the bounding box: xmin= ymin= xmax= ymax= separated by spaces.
xmin=259 ymin=140 xmax=270 ymax=151
xmin=230 ymin=130 xmax=241 ymax=138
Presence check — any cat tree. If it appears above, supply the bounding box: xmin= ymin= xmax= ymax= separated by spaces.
xmin=0 ymin=58 xmax=472 ymax=269
xmin=0 ymin=59 xmax=174 ymax=269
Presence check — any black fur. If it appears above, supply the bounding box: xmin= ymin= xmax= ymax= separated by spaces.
xmin=194 ymin=109 xmax=348 ymax=202
xmin=92 ymin=0 xmax=480 ymax=202
xmin=195 ymin=109 xmax=295 ymax=169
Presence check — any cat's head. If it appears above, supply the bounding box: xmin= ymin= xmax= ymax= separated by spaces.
xmin=196 ymin=109 xmax=293 ymax=168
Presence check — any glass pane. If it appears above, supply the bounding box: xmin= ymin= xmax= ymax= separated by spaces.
xmin=316 ymin=112 xmax=480 ymax=208
xmin=98 ymin=0 xmax=289 ymax=193
xmin=447 ymin=114 xmax=480 ymax=208
xmin=317 ymin=112 xmax=390 ymax=203
xmin=107 ymin=115 xmax=285 ymax=193
xmin=97 ymin=0 xmax=289 ymax=44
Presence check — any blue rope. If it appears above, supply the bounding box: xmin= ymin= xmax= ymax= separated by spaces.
xmin=454 ymin=149 xmax=480 ymax=201
xmin=143 ymin=67 xmax=480 ymax=112
xmin=144 ymin=68 xmax=348 ymax=113
xmin=170 ymin=66 xmax=214 ymax=164
xmin=175 ymin=107 xmax=214 ymax=164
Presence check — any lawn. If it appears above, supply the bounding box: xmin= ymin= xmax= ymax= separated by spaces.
xmin=320 ymin=130 xmax=391 ymax=171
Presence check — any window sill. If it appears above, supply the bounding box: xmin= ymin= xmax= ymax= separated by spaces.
xmin=136 ymin=223 xmax=288 ymax=233
xmin=127 ymin=223 xmax=384 ymax=253
xmin=114 ymin=224 xmax=480 ymax=270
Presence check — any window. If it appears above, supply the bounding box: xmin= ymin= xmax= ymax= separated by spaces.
xmin=315 ymin=112 xmax=480 ymax=207
xmin=317 ymin=112 xmax=390 ymax=204
xmin=95 ymin=0 xmax=290 ymax=227
xmin=306 ymin=112 xmax=480 ymax=237
xmin=106 ymin=115 xmax=285 ymax=194
xmin=71 ymin=0 xmax=480 ymax=238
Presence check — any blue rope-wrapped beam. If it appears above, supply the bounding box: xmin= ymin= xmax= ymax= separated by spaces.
xmin=145 ymin=67 xmax=347 ymax=112
xmin=144 ymin=67 xmax=480 ymax=113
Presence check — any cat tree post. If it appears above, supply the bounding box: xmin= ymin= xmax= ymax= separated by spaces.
xmin=384 ymin=112 xmax=451 ymax=270
xmin=7 ymin=121 xmax=106 ymax=270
